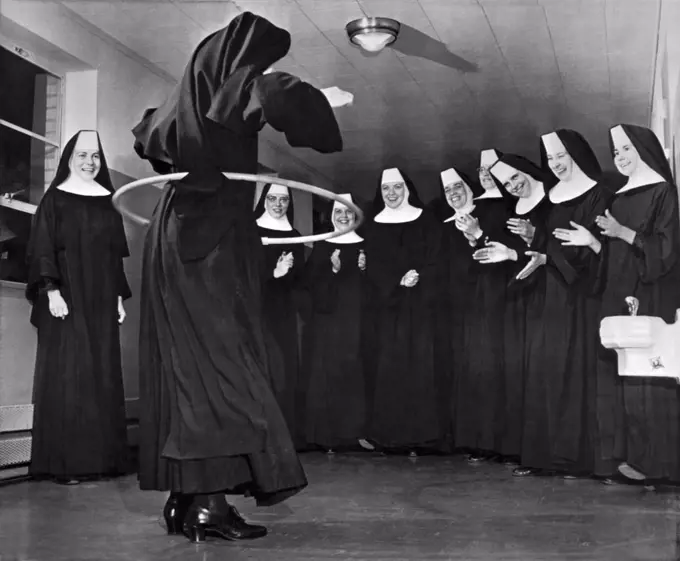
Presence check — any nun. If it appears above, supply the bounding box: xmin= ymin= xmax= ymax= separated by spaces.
xmin=301 ymin=194 xmax=367 ymax=453
xmin=431 ymin=166 xmax=480 ymax=450
xmin=453 ymin=149 xmax=514 ymax=463
xmin=362 ymin=167 xmax=444 ymax=454
xmin=254 ymin=182 xmax=306 ymax=448
xmin=132 ymin=12 xmax=343 ymax=542
xmin=26 ymin=130 xmax=131 ymax=485
xmin=476 ymin=154 xmax=551 ymax=467
xmin=567 ymin=124 xmax=680 ymax=483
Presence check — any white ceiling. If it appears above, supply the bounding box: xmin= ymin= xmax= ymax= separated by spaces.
xmin=59 ymin=0 xmax=662 ymax=200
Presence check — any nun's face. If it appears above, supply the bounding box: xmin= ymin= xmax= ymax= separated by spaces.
xmin=546 ymin=149 xmax=574 ymax=181
xmin=69 ymin=149 xmax=101 ymax=182
xmin=503 ymin=170 xmax=532 ymax=199
xmin=444 ymin=182 xmax=468 ymax=210
xmin=613 ymin=139 xmax=640 ymax=176
xmin=265 ymin=192 xmax=290 ymax=219
xmin=381 ymin=181 xmax=406 ymax=209
xmin=332 ymin=206 xmax=356 ymax=232
xmin=478 ymin=168 xmax=496 ymax=191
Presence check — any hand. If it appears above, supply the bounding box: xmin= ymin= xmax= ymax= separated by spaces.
xmin=595 ymin=210 xmax=627 ymax=239
xmin=553 ymin=221 xmax=597 ymax=247
xmin=400 ymin=269 xmax=419 ymax=288
xmin=118 ymin=296 xmax=126 ymax=325
xmin=516 ymin=251 xmax=547 ymax=280
xmin=358 ymin=250 xmax=366 ymax=271
xmin=455 ymin=214 xmax=482 ymax=238
xmin=507 ymin=218 xmax=535 ymax=244
xmin=47 ymin=290 xmax=68 ymax=320
xmin=320 ymin=86 xmax=354 ymax=108
xmin=330 ymin=249 xmax=341 ymax=273
xmin=274 ymin=252 xmax=294 ymax=278
xmin=472 ymin=241 xmax=517 ymax=264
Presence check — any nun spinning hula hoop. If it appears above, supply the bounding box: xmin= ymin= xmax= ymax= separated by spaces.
xmin=112 ymin=172 xmax=364 ymax=245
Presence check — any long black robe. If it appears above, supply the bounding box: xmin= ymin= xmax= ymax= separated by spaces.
xmin=501 ymin=195 xmax=551 ymax=460
xmin=27 ymin=177 xmax=131 ymax=478
xmin=256 ymin=225 xmax=306 ymax=448
xmin=596 ymin=179 xmax=680 ymax=480
xmin=363 ymin=203 xmax=444 ymax=449
xmin=301 ymin=241 xmax=367 ymax=449
xmin=133 ymin=13 xmax=342 ymax=502
xmin=453 ymin=195 xmax=513 ymax=454
xmin=520 ymin=186 xmax=610 ymax=473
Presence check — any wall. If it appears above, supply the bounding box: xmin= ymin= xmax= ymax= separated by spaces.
xmin=650 ymin=0 xmax=680 ymax=179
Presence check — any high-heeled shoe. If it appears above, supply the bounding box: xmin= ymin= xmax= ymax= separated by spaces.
xmin=163 ymin=493 xmax=193 ymax=535
xmin=182 ymin=504 xmax=268 ymax=543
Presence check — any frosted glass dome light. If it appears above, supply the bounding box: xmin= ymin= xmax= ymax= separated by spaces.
xmin=346 ymin=17 xmax=400 ymax=53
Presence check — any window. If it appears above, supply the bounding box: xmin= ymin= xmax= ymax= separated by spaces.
xmin=0 ymin=45 xmax=62 ymax=284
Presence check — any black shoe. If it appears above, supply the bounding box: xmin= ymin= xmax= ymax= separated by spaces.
xmin=183 ymin=504 xmax=268 ymax=543
xmin=163 ymin=493 xmax=193 ymax=535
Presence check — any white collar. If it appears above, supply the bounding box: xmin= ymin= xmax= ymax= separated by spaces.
xmin=256 ymin=211 xmax=293 ymax=231
xmin=327 ymin=231 xmax=363 ymax=244
xmin=374 ymin=205 xmax=422 ymax=223
xmin=616 ymin=163 xmax=667 ymax=194
xmin=515 ymin=181 xmax=545 ymax=215
xmin=475 ymin=187 xmax=503 ymax=200
xmin=56 ymin=176 xmax=110 ymax=196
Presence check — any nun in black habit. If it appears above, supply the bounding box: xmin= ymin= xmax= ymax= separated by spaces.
xmin=565 ymin=124 xmax=680 ymax=483
xmin=503 ymin=129 xmax=612 ymax=479
xmin=253 ymin=182 xmax=306 ymax=448
xmin=477 ymin=154 xmax=551 ymax=466
xmin=453 ymin=149 xmax=514 ymax=462
xmin=26 ymin=130 xmax=131 ymax=485
xmin=362 ymin=167 xmax=444 ymax=453
xmin=300 ymin=194 xmax=368 ymax=452
xmin=131 ymin=12 xmax=343 ymax=542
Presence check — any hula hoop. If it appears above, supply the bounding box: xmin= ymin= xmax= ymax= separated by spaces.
xmin=111 ymin=172 xmax=363 ymax=245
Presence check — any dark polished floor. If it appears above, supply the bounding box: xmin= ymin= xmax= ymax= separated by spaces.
xmin=1 ymin=452 xmax=680 ymax=560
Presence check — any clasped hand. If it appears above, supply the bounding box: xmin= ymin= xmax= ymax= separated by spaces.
xmin=507 ymin=218 xmax=535 ymax=244
xmin=331 ymin=249 xmax=366 ymax=273
xmin=455 ymin=214 xmax=482 ymax=238
xmin=274 ymin=251 xmax=294 ymax=278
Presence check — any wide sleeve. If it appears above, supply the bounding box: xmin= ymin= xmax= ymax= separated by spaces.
xmin=113 ymin=214 xmax=132 ymax=301
xmin=210 ymin=70 xmax=342 ymax=154
xmin=299 ymin=244 xmax=341 ymax=317
xmin=25 ymin=191 xmax=61 ymax=303
xmin=631 ymin=184 xmax=679 ymax=284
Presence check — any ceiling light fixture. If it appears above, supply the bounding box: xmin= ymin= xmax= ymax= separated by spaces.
xmin=345 ymin=17 xmax=400 ymax=53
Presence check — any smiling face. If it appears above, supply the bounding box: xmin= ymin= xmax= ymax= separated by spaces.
xmin=492 ymin=162 xmax=533 ymax=199
xmin=265 ymin=191 xmax=290 ymax=219
xmin=612 ymin=138 xmax=640 ymax=177
xmin=381 ymin=181 xmax=406 ymax=209
xmin=478 ymin=167 xmax=497 ymax=191
xmin=332 ymin=205 xmax=356 ymax=232
xmin=443 ymin=181 xmax=468 ymax=210
xmin=69 ymin=149 xmax=101 ymax=182
xmin=546 ymin=149 xmax=575 ymax=181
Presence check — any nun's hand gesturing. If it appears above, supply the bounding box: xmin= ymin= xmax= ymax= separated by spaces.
xmin=553 ymin=221 xmax=601 ymax=253
xmin=358 ymin=250 xmax=366 ymax=271
xmin=516 ymin=251 xmax=547 ymax=280
xmin=472 ymin=241 xmax=517 ymax=264
xmin=595 ymin=210 xmax=636 ymax=244
xmin=330 ymin=249 xmax=341 ymax=273
xmin=274 ymin=252 xmax=294 ymax=278
xmin=400 ymin=269 xmax=419 ymax=288
xmin=455 ymin=214 xmax=482 ymax=238
xmin=507 ymin=218 xmax=535 ymax=245
xmin=118 ymin=296 xmax=126 ymax=325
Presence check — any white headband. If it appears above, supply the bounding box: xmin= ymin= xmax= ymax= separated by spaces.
xmin=440 ymin=168 xmax=463 ymax=185
xmin=490 ymin=161 xmax=518 ymax=184
xmin=267 ymin=183 xmax=289 ymax=196
xmin=480 ymin=149 xmax=500 ymax=168
xmin=610 ymin=125 xmax=631 ymax=149
xmin=74 ymin=130 xmax=99 ymax=151
xmin=381 ymin=167 xmax=404 ymax=185
xmin=541 ymin=132 xmax=567 ymax=155
xmin=332 ymin=193 xmax=354 ymax=212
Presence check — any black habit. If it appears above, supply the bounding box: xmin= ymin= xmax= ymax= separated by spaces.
xmin=26 ymin=131 xmax=131 ymax=479
xmin=132 ymin=13 xmax=342 ymax=503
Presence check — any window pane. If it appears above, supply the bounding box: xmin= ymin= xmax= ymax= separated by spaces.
xmin=0 ymin=46 xmax=61 ymax=144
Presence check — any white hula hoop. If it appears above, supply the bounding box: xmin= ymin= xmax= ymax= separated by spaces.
xmin=111 ymin=172 xmax=363 ymax=245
